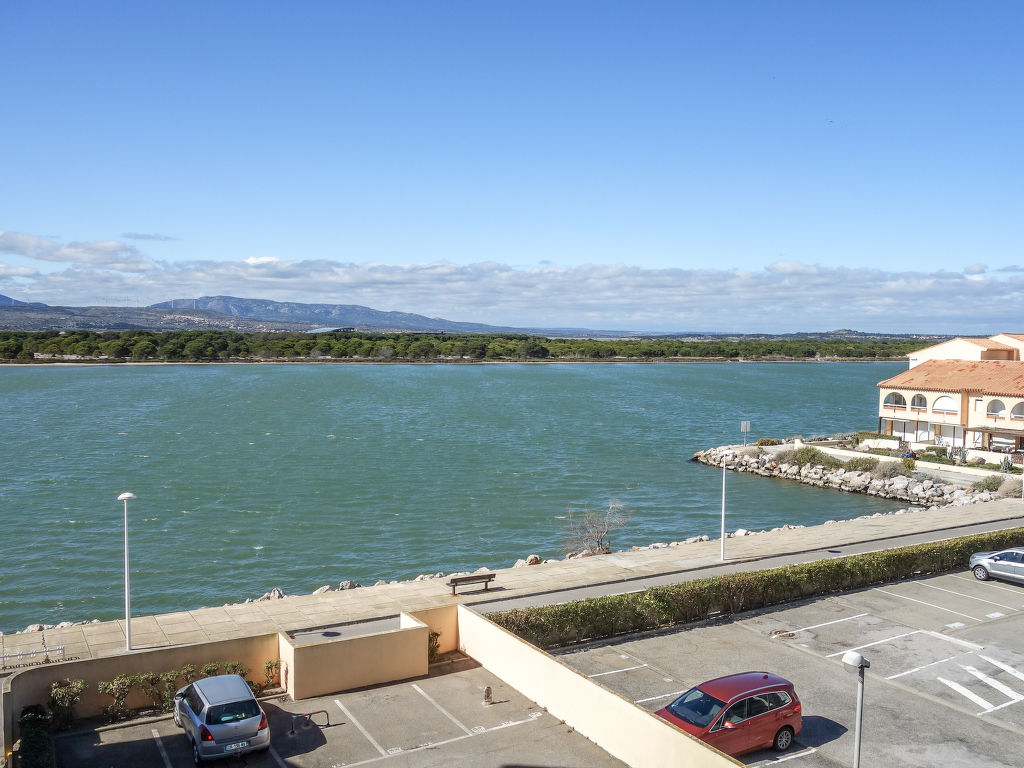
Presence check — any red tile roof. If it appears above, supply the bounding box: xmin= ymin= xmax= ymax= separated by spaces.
xmin=879 ymin=359 xmax=1024 ymax=397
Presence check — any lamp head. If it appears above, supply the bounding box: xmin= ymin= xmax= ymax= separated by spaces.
xmin=841 ymin=650 xmax=870 ymax=669
xmin=117 ymin=492 xmax=136 ymax=501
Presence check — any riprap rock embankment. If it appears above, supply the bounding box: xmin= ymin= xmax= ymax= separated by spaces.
xmin=692 ymin=446 xmax=997 ymax=508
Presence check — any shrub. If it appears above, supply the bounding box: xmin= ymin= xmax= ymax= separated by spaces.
xmin=756 ymin=438 xmax=780 ymax=446
xmin=775 ymin=449 xmax=796 ymax=464
xmin=791 ymin=446 xmax=844 ymax=469
xmin=928 ymin=446 xmax=948 ymax=458
xmin=844 ymin=456 xmax=879 ymax=472
xmin=48 ymin=678 xmax=85 ymax=730
xmin=903 ymin=457 xmax=916 ymax=471
xmin=97 ymin=674 xmax=140 ymax=722
xmin=428 ymin=631 xmax=442 ymax=664
xmin=17 ymin=705 xmax=53 ymax=768
xmin=867 ymin=448 xmax=899 ymax=457
xmin=917 ymin=453 xmax=955 ymax=465
xmin=872 ymin=461 xmax=910 ymax=480
xmin=487 ymin=528 xmax=1024 ymax=648
xmin=972 ymin=475 xmax=1003 ymax=492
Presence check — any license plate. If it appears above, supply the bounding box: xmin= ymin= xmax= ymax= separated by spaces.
xmin=225 ymin=741 xmax=249 ymax=751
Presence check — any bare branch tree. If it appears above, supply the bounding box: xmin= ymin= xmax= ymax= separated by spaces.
xmin=562 ymin=500 xmax=630 ymax=555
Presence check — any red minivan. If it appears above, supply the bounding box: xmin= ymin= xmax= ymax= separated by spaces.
xmin=655 ymin=672 xmax=802 ymax=757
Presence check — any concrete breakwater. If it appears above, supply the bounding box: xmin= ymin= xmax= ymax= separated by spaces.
xmin=692 ymin=445 xmax=999 ymax=508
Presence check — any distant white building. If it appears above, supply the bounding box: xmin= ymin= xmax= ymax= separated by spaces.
xmin=877 ymin=334 xmax=1024 ymax=457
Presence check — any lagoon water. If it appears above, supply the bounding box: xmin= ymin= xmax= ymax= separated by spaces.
xmin=0 ymin=361 xmax=907 ymax=633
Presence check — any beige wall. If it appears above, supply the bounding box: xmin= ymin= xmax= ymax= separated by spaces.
xmin=282 ymin=612 xmax=429 ymax=700
xmin=409 ymin=605 xmax=460 ymax=655
xmin=456 ymin=606 xmax=740 ymax=768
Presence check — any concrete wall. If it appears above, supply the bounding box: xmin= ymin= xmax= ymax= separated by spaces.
xmin=456 ymin=606 xmax=740 ymax=768
xmin=408 ymin=605 xmax=460 ymax=655
xmin=282 ymin=612 xmax=429 ymax=700
xmin=3 ymin=633 xmax=280 ymax=759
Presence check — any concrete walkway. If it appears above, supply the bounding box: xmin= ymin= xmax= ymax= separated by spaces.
xmin=3 ymin=498 xmax=1022 ymax=665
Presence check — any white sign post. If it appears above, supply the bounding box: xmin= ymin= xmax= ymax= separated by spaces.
xmin=740 ymin=420 xmax=751 ymax=446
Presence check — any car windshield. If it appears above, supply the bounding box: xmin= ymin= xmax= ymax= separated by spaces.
xmin=206 ymin=699 xmax=260 ymax=725
xmin=666 ymin=687 xmax=727 ymax=728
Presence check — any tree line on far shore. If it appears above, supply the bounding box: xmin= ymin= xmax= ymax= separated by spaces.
xmin=0 ymin=329 xmax=923 ymax=363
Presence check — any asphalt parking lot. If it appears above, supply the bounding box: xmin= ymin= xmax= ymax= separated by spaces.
xmin=556 ymin=569 xmax=1024 ymax=768
xmin=53 ymin=663 xmax=627 ymax=768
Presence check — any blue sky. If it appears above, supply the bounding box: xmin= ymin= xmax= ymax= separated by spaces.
xmin=2 ymin=1 xmax=1022 ymax=333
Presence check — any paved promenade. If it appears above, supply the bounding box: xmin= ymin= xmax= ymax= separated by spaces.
xmin=3 ymin=498 xmax=1022 ymax=665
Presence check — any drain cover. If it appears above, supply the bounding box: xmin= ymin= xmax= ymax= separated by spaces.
xmin=769 ymin=630 xmax=798 ymax=639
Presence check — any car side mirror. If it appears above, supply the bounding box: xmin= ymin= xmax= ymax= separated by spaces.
xmin=992 ymin=556 xmax=1002 ymax=561
xmin=722 ymin=721 xmax=736 ymax=730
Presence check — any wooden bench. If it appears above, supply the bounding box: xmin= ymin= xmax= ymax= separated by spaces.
xmin=446 ymin=573 xmax=496 ymax=596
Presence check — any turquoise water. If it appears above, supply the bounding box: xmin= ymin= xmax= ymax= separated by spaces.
xmin=0 ymin=362 xmax=906 ymax=632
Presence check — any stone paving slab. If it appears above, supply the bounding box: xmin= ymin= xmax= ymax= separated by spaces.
xmin=3 ymin=498 xmax=1022 ymax=662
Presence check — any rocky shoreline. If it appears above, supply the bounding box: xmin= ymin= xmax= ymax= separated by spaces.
xmin=691 ymin=445 xmax=1001 ymax=507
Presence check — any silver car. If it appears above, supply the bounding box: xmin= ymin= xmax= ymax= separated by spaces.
xmin=969 ymin=547 xmax=1024 ymax=584
xmin=173 ymin=674 xmax=270 ymax=764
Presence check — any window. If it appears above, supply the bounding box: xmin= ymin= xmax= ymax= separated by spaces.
xmin=762 ymin=691 xmax=791 ymax=710
xmin=933 ymin=396 xmax=958 ymax=415
xmin=911 ymin=394 xmax=927 ymax=411
xmin=884 ymin=393 xmax=906 ymax=409
xmin=1013 ymin=403 xmax=1024 ymax=421
xmin=717 ymin=699 xmax=749 ymax=728
xmin=988 ymin=400 xmax=1007 ymax=418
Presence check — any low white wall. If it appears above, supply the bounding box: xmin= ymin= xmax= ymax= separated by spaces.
xmin=456 ymin=606 xmax=739 ymax=768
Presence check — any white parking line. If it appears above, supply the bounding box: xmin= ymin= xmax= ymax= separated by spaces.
xmin=826 ymin=630 xmax=921 ymax=657
xmin=335 ymin=698 xmax=388 ymax=756
xmin=874 ymin=589 xmax=981 ymax=621
xmin=590 ymin=664 xmax=648 ymax=677
xmin=950 ymin=574 xmax=1024 ymax=599
xmin=915 ymin=581 xmax=1018 ymax=610
xmin=979 ymin=655 xmax=1024 ymax=684
xmin=338 ymin=714 xmax=543 ymax=767
xmin=789 ymin=613 xmax=868 ymax=633
xmin=886 ymin=652 xmax=972 ymax=680
xmin=636 ymin=689 xmax=687 ymax=704
xmin=411 ymin=683 xmax=473 ymax=735
xmin=150 ymin=729 xmax=173 ymax=768
xmin=960 ymin=665 xmax=1024 ymax=704
xmin=751 ymin=746 xmax=818 ymax=765
xmin=937 ymin=677 xmax=995 ymax=710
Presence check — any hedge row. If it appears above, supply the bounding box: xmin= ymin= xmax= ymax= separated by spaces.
xmin=487 ymin=528 xmax=1024 ymax=649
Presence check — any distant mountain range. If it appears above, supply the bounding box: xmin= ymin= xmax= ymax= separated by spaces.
xmin=0 ymin=293 xmax=948 ymax=341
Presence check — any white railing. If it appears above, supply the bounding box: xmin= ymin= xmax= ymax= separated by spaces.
xmin=0 ymin=645 xmax=65 ymax=671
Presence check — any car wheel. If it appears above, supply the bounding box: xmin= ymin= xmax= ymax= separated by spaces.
xmin=973 ymin=565 xmax=991 ymax=581
xmin=773 ymin=726 xmax=794 ymax=752
xmin=191 ymin=737 xmax=204 ymax=765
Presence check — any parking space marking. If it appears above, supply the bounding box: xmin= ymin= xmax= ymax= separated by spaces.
xmin=150 ymin=728 xmax=173 ymax=768
xmin=635 ymin=689 xmax=687 ymax=704
xmin=411 ymin=683 xmax=473 ymax=736
xmin=337 ymin=715 xmax=544 ymax=768
xmin=751 ymin=746 xmax=818 ymax=765
xmin=886 ymin=652 xmax=972 ymax=680
xmin=938 ymin=677 xmax=995 ymax=710
xmin=950 ymin=574 xmax=1024 ymax=599
xmin=589 ymin=664 xmax=648 ymax=678
xmin=874 ymin=588 xmax=982 ymax=620
xmin=980 ymin=654 xmax=1024 ymax=684
xmin=789 ymin=613 xmax=867 ymax=633
xmin=334 ymin=698 xmax=388 ymax=756
xmin=961 ymin=665 xmax=1024 ymax=705
xmin=825 ymin=630 xmax=921 ymax=657
xmin=915 ymin=581 xmax=1019 ymax=610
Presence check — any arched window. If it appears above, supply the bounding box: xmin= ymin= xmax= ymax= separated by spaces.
xmin=911 ymin=394 xmax=927 ymax=411
xmin=883 ymin=392 xmax=906 ymax=409
xmin=1012 ymin=403 xmax=1024 ymax=421
xmin=933 ymin=396 xmax=958 ymax=415
xmin=987 ymin=400 xmax=1007 ymax=418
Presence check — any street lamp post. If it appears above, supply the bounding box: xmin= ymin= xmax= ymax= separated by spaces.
xmin=842 ymin=650 xmax=870 ymax=768
xmin=117 ymin=492 xmax=136 ymax=650
xmin=720 ymin=457 xmax=727 ymax=561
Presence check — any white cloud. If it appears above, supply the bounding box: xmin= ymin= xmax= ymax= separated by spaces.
xmin=0 ymin=264 xmax=39 ymax=277
xmin=3 ymin=230 xmax=1023 ymax=333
